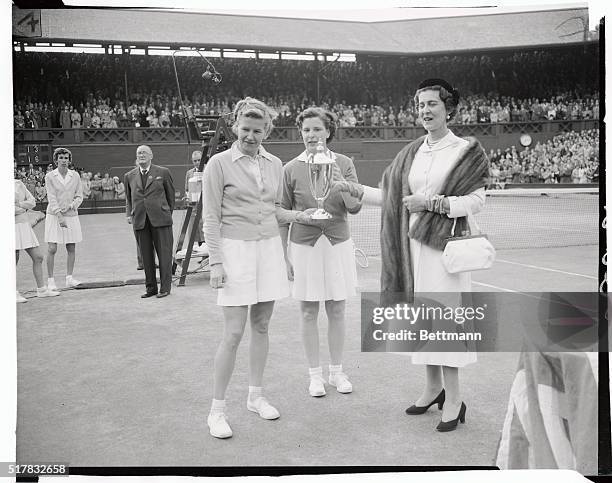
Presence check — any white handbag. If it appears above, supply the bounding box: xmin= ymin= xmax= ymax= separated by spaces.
xmin=442 ymin=201 xmax=495 ymax=274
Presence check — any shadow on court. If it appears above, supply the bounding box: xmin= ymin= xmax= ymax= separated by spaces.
xmin=15 ymin=212 xmax=597 ymax=466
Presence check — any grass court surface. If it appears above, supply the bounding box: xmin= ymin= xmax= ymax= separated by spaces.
xmin=16 ymin=209 xmax=597 ymax=466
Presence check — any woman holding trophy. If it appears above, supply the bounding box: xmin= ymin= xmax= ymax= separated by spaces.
xmin=280 ymin=107 xmax=362 ymax=398
xmin=202 ymin=97 xmax=316 ymax=439
xmin=338 ymin=79 xmax=489 ymax=432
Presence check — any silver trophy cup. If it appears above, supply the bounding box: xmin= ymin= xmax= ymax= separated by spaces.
xmin=306 ymin=141 xmax=335 ymax=219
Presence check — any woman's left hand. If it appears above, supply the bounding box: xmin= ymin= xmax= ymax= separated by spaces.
xmin=403 ymin=194 xmax=427 ymax=212
xmin=296 ymin=208 xmax=321 ymax=225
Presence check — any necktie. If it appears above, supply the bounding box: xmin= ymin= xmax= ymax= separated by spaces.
xmin=141 ymin=170 xmax=148 ymax=187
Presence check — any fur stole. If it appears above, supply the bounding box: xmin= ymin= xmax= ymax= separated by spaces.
xmin=380 ymin=135 xmax=489 ymax=302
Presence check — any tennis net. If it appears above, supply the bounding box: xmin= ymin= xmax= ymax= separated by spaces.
xmin=349 ymin=187 xmax=599 ymax=255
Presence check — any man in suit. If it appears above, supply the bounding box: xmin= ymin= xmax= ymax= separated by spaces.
xmin=125 ymin=145 xmax=175 ymax=298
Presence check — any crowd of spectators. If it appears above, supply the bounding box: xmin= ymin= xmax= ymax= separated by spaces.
xmin=487 ymin=129 xmax=599 ymax=187
xmin=14 ymin=128 xmax=599 ymax=193
xmin=12 ymin=47 xmax=600 ymax=187
xmin=14 ymin=164 xmax=126 ymax=202
xmin=12 ymin=93 xmax=600 ymax=131
xmin=13 ymin=46 xmax=599 ymax=129
xmin=14 ymin=163 xmax=50 ymax=203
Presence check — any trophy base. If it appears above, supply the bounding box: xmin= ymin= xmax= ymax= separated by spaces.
xmin=310 ymin=209 xmax=332 ymax=220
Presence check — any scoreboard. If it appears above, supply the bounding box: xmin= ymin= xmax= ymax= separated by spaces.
xmin=15 ymin=142 xmax=52 ymax=166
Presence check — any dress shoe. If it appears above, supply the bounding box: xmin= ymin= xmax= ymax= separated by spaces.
xmin=141 ymin=292 xmax=158 ymax=298
xmin=436 ymin=401 xmax=466 ymax=432
xmin=156 ymin=291 xmax=170 ymax=298
xmin=137 ymin=265 xmax=144 ymax=270
xmin=405 ymin=389 xmax=445 ymax=415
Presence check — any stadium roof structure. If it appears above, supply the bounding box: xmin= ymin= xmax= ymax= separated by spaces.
xmin=12 ymin=6 xmax=596 ymax=55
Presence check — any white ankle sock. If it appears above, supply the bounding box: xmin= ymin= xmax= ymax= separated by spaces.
xmin=329 ymin=364 xmax=343 ymax=375
xmin=210 ymin=398 xmax=226 ymax=415
xmin=47 ymin=277 xmax=55 ymax=285
xmin=248 ymin=386 xmax=262 ymax=402
xmin=309 ymin=367 xmax=323 ymax=378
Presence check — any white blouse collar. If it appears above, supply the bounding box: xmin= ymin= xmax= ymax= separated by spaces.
xmin=421 ymin=130 xmax=461 ymax=152
xmin=296 ymin=149 xmax=337 ymax=162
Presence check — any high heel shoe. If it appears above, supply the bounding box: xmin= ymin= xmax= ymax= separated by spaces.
xmin=405 ymin=389 xmax=445 ymax=415
xmin=436 ymin=401 xmax=466 ymax=432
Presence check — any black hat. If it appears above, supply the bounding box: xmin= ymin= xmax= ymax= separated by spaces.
xmin=417 ymin=78 xmax=460 ymax=104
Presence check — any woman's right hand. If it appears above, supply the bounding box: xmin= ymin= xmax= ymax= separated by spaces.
xmin=210 ymin=263 xmax=226 ymax=289
xmin=334 ymin=180 xmax=364 ymax=200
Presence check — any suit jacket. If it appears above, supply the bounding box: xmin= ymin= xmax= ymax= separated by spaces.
xmin=124 ymin=164 xmax=175 ymax=230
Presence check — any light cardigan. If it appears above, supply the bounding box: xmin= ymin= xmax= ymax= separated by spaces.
xmin=15 ymin=179 xmax=36 ymax=224
xmin=203 ymin=142 xmax=300 ymax=266
xmin=44 ymin=168 xmax=83 ymax=217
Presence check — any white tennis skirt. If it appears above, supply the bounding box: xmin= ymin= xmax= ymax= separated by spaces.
xmin=217 ymin=235 xmax=290 ymax=306
xmin=289 ymin=236 xmax=357 ymax=302
xmin=44 ymin=214 xmax=83 ymax=244
xmin=410 ymin=351 xmax=477 ymax=368
xmin=15 ymin=222 xmax=39 ymax=250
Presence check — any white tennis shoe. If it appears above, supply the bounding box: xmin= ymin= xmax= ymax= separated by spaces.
xmin=246 ymin=397 xmax=280 ymax=420
xmin=207 ymin=413 xmax=232 ymax=439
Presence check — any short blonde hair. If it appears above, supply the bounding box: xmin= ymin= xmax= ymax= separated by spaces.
xmin=232 ymin=97 xmax=277 ymax=138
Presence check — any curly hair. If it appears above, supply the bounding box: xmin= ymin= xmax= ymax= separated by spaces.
xmin=295 ymin=107 xmax=338 ymax=143
xmin=52 ymin=147 xmax=72 ymax=165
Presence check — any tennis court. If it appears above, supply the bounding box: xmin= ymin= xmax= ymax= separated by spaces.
xmin=15 ymin=187 xmax=599 ymax=467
